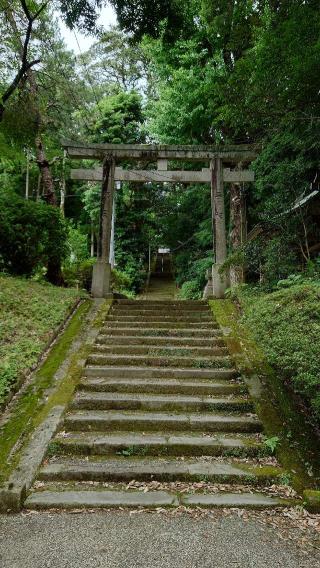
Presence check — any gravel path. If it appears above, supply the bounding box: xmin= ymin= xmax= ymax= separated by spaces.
xmin=0 ymin=510 xmax=319 ymax=568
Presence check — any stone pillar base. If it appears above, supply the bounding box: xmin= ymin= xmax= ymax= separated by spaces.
xmin=91 ymin=261 xmax=113 ymax=298
xmin=212 ymin=264 xmax=229 ymax=299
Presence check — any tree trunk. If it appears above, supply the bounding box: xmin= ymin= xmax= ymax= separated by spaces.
xmin=46 ymin=258 xmax=65 ymax=286
xmin=34 ymin=134 xmax=56 ymax=205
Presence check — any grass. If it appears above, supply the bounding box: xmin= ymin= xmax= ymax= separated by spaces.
xmin=0 ymin=274 xmax=84 ymax=405
xmin=209 ymin=298 xmax=320 ymax=493
xmin=235 ymin=283 xmax=320 ymax=426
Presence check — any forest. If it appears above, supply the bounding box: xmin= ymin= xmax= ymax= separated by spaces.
xmin=1 ymin=1 xmax=320 ymax=427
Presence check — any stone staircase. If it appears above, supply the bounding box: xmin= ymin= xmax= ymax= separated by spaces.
xmin=25 ymin=298 xmax=294 ymax=510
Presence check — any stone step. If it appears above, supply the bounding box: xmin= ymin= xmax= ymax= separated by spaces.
xmin=114 ymin=300 xmax=206 ymax=306
xmin=92 ymin=344 xmax=228 ymax=357
xmin=38 ymin=457 xmax=281 ymax=484
xmin=111 ymin=307 xmax=210 ymax=315
xmin=86 ymin=354 xmax=232 ymax=369
xmin=52 ymin=431 xmax=265 ymax=457
xmin=103 ymin=321 xmax=218 ymax=329
xmin=26 ymin=489 xmax=180 ymax=509
xmin=70 ymin=392 xmax=253 ymax=413
xmin=96 ymin=335 xmax=226 ymax=347
xmin=25 ymin=487 xmax=292 ymax=510
xmin=100 ymin=328 xmax=223 ymax=338
xmin=79 ymin=377 xmax=246 ymax=396
xmin=107 ymin=314 xmax=213 ymax=322
xmin=64 ymin=410 xmax=262 ymax=433
xmin=84 ymin=366 xmax=238 ymax=380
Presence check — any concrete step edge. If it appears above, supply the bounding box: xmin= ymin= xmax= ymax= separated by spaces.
xmin=25 ymin=488 xmax=294 ymax=510
xmin=78 ymin=378 xmax=246 ymax=395
xmin=64 ymin=410 xmax=262 ymax=433
xmin=52 ymin=431 xmax=265 ymax=457
xmin=92 ymin=347 xmax=228 ymax=357
xmin=38 ymin=457 xmax=283 ymax=484
xmin=70 ymin=392 xmax=253 ymax=412
xmin=96 ymin=336 xmax=225 ymax=345
xmin=84 ymin=366 xmax=239 ymax=380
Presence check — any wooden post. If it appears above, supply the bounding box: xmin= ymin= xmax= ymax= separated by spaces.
xmin=211 ymin=158 xmax=228 ymax=298
xmin=91 ymin=154 xmax=115 ymax=298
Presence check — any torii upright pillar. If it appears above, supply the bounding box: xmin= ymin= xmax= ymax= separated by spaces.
xmin=91 ymin=155 xmax=115 ymax=298
xmin=211 ymin=158 xmax=228 ymax=298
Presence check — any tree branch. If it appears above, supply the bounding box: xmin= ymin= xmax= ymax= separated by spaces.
xmin=1 ymin=58 xmax=41 ymax=114
xmin=0 ymin=0 xmax=47 ymax=121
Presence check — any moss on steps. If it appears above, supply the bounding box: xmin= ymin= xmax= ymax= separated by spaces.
xmin=0 ymin=300 xmax=113 ymax=486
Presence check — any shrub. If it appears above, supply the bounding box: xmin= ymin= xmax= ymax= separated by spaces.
xmin=179 ymin=279 xmax=202 ymax=299
xmin=63 ymin=258 xmax=96 ymax=290
xmin=237 ymin=283 xmax=320 ymax=425
xmin=0 ymin=191 xmax=67 ymax=277
xmin=175 ymin=252 xmax=212 ymax=298
xmin=66 ymin=224 xmax=89 ymax=265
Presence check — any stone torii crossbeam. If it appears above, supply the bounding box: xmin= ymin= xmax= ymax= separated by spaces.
xmin=62 ymin=141 xmax=258 ymax=298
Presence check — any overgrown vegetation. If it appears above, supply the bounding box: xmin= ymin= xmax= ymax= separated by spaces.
xmin=0 ymin=275 xmax=82 ymax=404
xmin=0 ymin=191 xmax=67 ymax=278
xmin=232 ymin=283 xmax=320 ymax=427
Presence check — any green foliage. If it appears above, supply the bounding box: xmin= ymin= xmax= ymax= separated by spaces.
xmin=63 ymin=258 xmax=95 ymax=290
xmin=254 ymin=236 xmax=298 ymax=289
xmin=238 ymin=283 xmax=320 ymax=425
xmin=83 ymin=27 xmax=147 ymax=93
xmin=223 ymin=235 xmax=300 ymax=290
xmin=0 ymin=191 xmax=67 ymax=278
xmin=111 ymin=267 xmax=135 ymax=297
xmin=264 ymin=436 xmax=280 ymax=454
xmin=89 ymin=91 xmax=145 ymax=144
xmin=58 ymin=0 xmax=103 ymax=32
xmin=276 ymin=274 xmax=306 ymax=289
xmin=178 ymin=279 xmax=201 ymax=300
xmin=66 ymin=224 xmax=89 ymax=265
xmin=277 ymin=473 xmax=293 ymax=487
xmin=110 ymin=0 xmax=191 ymax=42
xmin=0 ymin=275 xmax=81 ymax=403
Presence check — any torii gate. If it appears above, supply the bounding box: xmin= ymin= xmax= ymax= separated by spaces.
xmin=62 ymin=141 xmax=258 ymax=298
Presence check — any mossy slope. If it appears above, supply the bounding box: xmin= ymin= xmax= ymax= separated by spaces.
xmin=209 ymin=299 xmax=320 ymax=495
xmin=0 ymin=275 xmax=83 ymax=405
